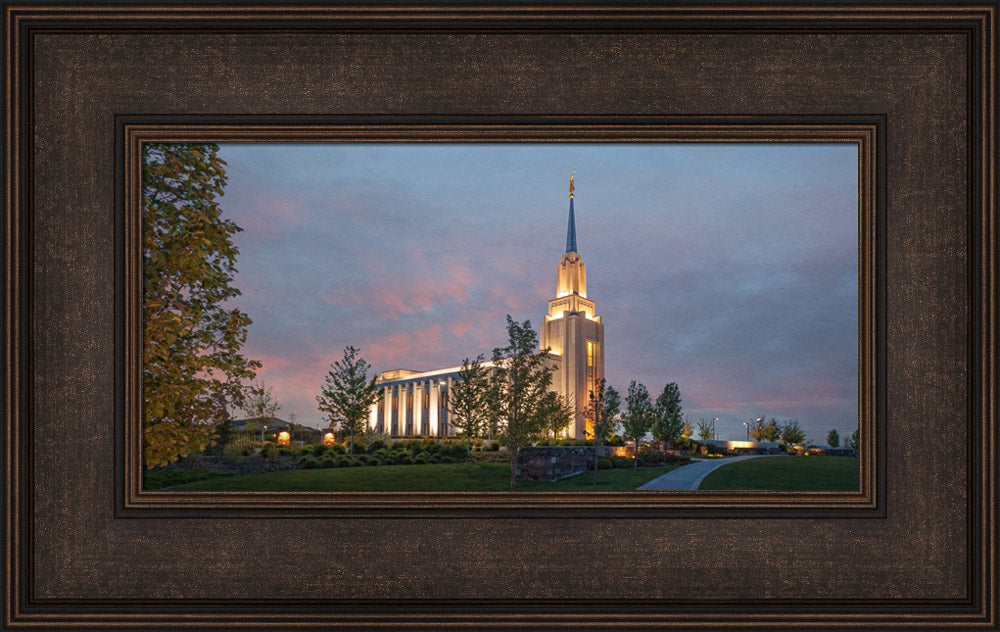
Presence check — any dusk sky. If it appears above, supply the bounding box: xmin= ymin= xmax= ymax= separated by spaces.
xmin=215 ymin=143 xmax=858 ymax=444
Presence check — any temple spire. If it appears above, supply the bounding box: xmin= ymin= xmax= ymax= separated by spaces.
xmin=565 ymin=171 xmax=577 ymax=253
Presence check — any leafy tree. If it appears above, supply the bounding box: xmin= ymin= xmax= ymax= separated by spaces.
xmin=142 ymin=143 xmax=260 ymax=468
xmin=621 ymin=381 xmax=654 ymax=468
xmin=748 ymin=416 xmax=769 ymax=441
xmin=846 ymin=428 xmax=861 ymax=452
xmin=244 ymin=380 xmax=281 ymax=420
xmin=445 ymin=355 xmax=492 ymax=455
xmin=764 ymin=418 xmax=781 ymax=441
xmin=587 ymin=378 xmax=620 ymax=484
xmin=316 ymin=346 xmax=381 ymax=455
xmin=696 ymin=418 xmax=714 ymax=441
xmin=827 ymin=428 xmax=840 ymax=448
xmin=538 ymin=391 xmax=575 ymax=441
xmin=778 ymin=419 xmax=806 ymax=447
xmin=491 ymin=315 xmax=555 ymax=490
xmin=651 ymin=382 xmax=683 ymax=447
xmin=683 ymin=417 xmax=694 ymax=438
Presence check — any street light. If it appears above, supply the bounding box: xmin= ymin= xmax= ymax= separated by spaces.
xmin=742 ymin=421 xmax=749 ymax=440
xmin=712 ymin=417 xmax=719 ymax=440
xmin=261 ymin=424 xmax=267 ymax=447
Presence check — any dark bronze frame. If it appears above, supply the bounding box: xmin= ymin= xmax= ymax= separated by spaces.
xmin=4 ymin=2 xmax=996 ymax=629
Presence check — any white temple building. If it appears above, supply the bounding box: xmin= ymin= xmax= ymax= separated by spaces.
xmin=368 ymin=175 xmax=604 ymax=440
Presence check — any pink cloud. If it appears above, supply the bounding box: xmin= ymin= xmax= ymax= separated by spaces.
xmin=354 ymin=265 xmax=480 ymax=320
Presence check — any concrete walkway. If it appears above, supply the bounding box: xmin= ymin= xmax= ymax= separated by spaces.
xmin=637 ymin=454 xmax=781 ymax=491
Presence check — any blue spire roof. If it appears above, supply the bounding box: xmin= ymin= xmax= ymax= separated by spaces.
xmin=566 ymin=197 xmax=577 ymax=253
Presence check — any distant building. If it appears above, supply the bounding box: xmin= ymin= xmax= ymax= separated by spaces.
xmin=368 ymin=175 xmax=604 ymax=440
xmin=704 ymin=440 xmax=784 ymax=455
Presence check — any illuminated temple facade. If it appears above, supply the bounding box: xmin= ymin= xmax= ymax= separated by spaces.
xmin=368 ymin=175 xmax=604 ymax=440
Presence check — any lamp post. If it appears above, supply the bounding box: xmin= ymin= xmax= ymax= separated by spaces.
xmin=742 ymin=421 xmax=749 ymax=440
xmin=712 ymin=417 xmax=719 ymax=440
xmin=261 ymin=424 xmax=267 ymax=447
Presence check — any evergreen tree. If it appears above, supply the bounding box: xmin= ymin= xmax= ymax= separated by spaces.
xmin=827 ymin=428 xmax=840 ymax=448
xmin=539 ymin=391 xmax=575 ymax=441
xmin=316 ymin=346 xmax=381 ymax=455
xmin=445 ymin=355 xmax=492 ymax=455
xmin=621 ymin=381 xmax=654 ymax=468
xmin=778 ymin=419 xmax=806 ymax=447
xmin=651 ymin=382 xmax=684 ymax=447
xmin=491 ymin=315 xmax=555 ymax=490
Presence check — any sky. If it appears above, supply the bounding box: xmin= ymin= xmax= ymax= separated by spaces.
xmin=214 ymin=143 xmax=858 ymax=443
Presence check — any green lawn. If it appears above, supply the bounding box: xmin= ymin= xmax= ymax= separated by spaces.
xmin=698 ymin=456 xmax=859 ymax=491
xmin=161 ymin=462 xmax=683 ymax=492
xmin=143 ymin=468 xmax=235 ymax=490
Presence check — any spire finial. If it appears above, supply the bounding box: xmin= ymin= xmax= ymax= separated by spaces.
xmin=565 ymin=173 xmax=577 ymax=253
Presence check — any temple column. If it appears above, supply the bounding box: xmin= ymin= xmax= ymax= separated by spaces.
xmin=429 ymin=381 xmax=440 ymax=437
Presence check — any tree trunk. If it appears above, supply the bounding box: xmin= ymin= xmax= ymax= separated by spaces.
xmin=349 ymin=430 xmax=354 ymax=455
xmin=509 ymin=447 xmax=518 ymax=490
xmin=467 ymin=433 xmax=472 ymax=457
xmin=634 ymin=438 xmax=639 ymax=468
xmin=592 ymin=442 xmax=600 ymax=485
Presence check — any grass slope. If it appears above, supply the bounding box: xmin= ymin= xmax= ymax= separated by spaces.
xmin=164 ymin=462 xmax=683 ymax=492
xmin=698 ymin=456 xmax=859 ymax=491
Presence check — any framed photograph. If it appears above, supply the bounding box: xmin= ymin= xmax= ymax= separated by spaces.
xmin=132 ymin=137 xmax=865 ymax=498
xmin=4 ymin=2 xmax=996 ymax=629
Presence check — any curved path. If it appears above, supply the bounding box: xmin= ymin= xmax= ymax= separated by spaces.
xmin=637 ymin=454 xmax=782 ymax=491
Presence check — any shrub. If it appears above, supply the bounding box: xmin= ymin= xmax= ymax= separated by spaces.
xmin=399 ymin=455 xmax=414 ymax=465
xmin=261 ymin=445 xmax=279 ymax=460
xmin=440 ymin=443 xmax=467 ymax=460
xmin=312 ymin=444 xmax=328 ymax=457
xmin=300 ymin=455 xmax=320 ymax=469
xmin=320 ymin=454 xmax=338 ymax=468
xmin=597 ymin=457 xmax=613 ymax=470
xmin=636 ymin=448 xmax=665 ymax=466
xmin=487 ymin=441 xmax=500 ymax=451
xmin=335 ymin=455 xmax=354 ymax=468
xmin=278 ymin=447 xmax=294 ymax=457
xmin=413 ymin=454 xmax=429 ymax=464
xmin=328 ymin=443 xmax=347 ymax=455
xmin=223 ymin=442 xmax=245 ymax=463
xmin=611 ymin=456 xmax=633 ymax=469
xmin=393 ymin=439 xmax=419 ymax=453
xmin=469 ymin=450 xmax=509 ymax=463
xmin=367 ymin=439 xmax=388 ymax=453
xmin=440 ymin=455 xmax=457 ymax=464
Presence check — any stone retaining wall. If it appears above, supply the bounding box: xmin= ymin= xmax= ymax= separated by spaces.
xmin=515 ymin=446 xmax=597 ymax=482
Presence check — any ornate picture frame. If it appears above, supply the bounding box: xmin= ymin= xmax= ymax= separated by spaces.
xmin=3 ymin=3 xmax=995 ymax=629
